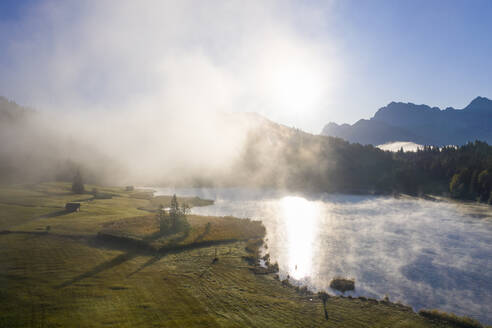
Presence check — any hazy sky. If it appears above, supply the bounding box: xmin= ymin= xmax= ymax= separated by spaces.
xmin=0 ymin=0 xmax=491 ymax=133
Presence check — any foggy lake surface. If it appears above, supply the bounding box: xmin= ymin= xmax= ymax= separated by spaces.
xmin=150 ymin=187 xmax=492 ymax=324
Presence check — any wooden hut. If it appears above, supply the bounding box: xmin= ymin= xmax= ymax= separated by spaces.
xmin=65 ymin=202 xmax=81 ymax=212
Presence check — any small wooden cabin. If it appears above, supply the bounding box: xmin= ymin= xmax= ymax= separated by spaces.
xmin=65 ymin=202 xmax=81 ymax=212
xmin=125 ymin=186 xmax=134 ymax=191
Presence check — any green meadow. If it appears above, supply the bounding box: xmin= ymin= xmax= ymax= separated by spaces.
xmin=0 ymin=182 xmax=481 ymax=327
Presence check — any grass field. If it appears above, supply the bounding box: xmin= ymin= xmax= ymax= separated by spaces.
xmin=0 ymin=182 xmax=479 ymax=327
xmin=99 ymin=214 xmax=265 ymax=250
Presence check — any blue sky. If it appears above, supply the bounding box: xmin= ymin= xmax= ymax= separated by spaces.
xmin=0 ymin=0 xmax=33 ymax=20
xmin=0 ymin=0 xmax=491 ymax=132
xmin=325 ymin=0 xmax=492 ymax=123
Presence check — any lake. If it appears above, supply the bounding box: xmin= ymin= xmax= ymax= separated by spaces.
xmin=149 ymin=187 xmax=492 ymax=324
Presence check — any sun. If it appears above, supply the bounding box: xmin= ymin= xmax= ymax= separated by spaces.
xmin=257 ymin=40 xmax=331 ymax=122
xmin=270 ymin=64 xmax=325 ymax=112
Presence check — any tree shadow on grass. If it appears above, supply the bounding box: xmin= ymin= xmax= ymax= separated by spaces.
xmin=193 ymin=223 xmax=211 ymax=243
xmin=57 ymin=222 xmax=235 ymax=288
xmin=57 ymin=237 xmax=241 ymax=288
xmin=127 ymin=229 xmax=192 ymax=277
xmin=36 ymin=210 xmax=70 ymax=219
xmin=56 ymin=252 xmax=138 ymax=289
xmin=57 ymin=228 xmax=171 ymax=287
xmin=127 ymin=255 xmax=162 ymax=277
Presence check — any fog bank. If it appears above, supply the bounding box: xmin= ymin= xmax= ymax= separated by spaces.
xmin=0 ymin=1 xmax=341 ymax=185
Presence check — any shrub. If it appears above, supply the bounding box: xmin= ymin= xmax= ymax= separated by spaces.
xmin=281 ymin=278 xmax=293 ymax=288
xmin=329 ymin=277 xmax=355 ymax=293
xmin=242 ymin=254 xmax=257 ymax=265
xmin=297 ymin=286 xmax=310 ymax=295
xmin=418 ymin=309 xmax=483 ymax=328
xmin=245 ymin=238 xmax=263 ymax=254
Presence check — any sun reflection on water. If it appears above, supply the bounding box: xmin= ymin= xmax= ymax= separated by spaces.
xmin=280 ymin=196 xmax=319 ymax=279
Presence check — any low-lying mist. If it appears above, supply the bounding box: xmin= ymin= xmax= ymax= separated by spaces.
xmin=0 ymin=98 xmax=395 ymax=194
xmin=0 ymin=99 xmax=259 ymax=185
xmin=0 ymin=0 xmax=340 ymax=187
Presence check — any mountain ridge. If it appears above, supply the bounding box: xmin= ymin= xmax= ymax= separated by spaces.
xmin=321 ymin=97 xmax=492 ymax=146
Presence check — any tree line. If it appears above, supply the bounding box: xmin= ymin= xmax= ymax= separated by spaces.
xmin=236 ymin=124 xmax=492 ymax=204
xmin=393 ymin=141 xmax=492 ymax=202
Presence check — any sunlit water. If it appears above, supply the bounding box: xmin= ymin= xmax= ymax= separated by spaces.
xmin=148 ymin=187 xmax=492 ymax=324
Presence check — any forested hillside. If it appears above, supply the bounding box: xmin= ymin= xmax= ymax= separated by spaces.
xmin=1 ymin=98 xmax=491 ymax=203
xmin=232 ymin=117 xmax=492 ymax=203
xmin=393 ymin=142 xmax=492 ymax=202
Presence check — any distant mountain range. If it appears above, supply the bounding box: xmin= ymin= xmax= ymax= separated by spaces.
xmin=321 ymin=96 xmax=492 ymax=146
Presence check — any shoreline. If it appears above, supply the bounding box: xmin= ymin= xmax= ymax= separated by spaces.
xmin=0 ymin=182 xmax=489 ymax=327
